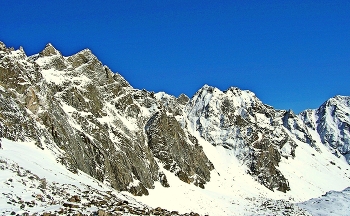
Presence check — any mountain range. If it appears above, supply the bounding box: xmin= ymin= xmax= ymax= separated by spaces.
xmin=0 ymin=41 xmax=350 ymax=215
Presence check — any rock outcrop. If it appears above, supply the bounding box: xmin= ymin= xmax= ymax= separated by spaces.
xmin=146 ymin=110 xmax=214 ymax=188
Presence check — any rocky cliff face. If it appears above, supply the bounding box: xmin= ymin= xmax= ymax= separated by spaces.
xmin=299 ymin=96 xmax=350 ymax=162
xmin=184 ymin=85 xmax=296 ymax=192
xmin=0 ymin=41 xmax=349 ymax=196
xmin=0 ymin=42 xmax=214 ymax=195
xmin=146 ymin=110 xmax=214 ymax=189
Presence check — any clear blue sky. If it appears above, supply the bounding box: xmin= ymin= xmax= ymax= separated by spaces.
xmin=1 ymin=0 xmax=350 ymax=113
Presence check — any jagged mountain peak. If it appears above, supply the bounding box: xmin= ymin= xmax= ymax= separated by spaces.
xmin=0 ymin=41 xmax=16 ymax=53
xmin=39 ymin=43 xmax=61 ymax=57
xmin=322 ymin=95 xmax=350 ymax=108
xmin=224 ymin=86 xmax=255 ymax=96
xmin=31 ymin=44 xmax=101 ymax=74
xmin=73 ymin=48 xmax=96 ymax=60
xmin=0 ymin=42 xmax=27 ymax=62
xmin=193 ymin=84 xmax=258 ymax=104
xmin=66 ymin=48 xmax=100 ymax=70
xmin=189 ymin=84 xmax=263 ymax=116
xmin=316 ymin=95 xmax=350 ymax=121
xmin=331 ymin=95 xmax=350 ymax=101
xmin=194 ymin=84 xmax=220 ymax=95
xmin=0 ymin=41 xmax=6 ymax=51
xmin=177 ymin=93 xmax=190 ymax=105
xmin=295 ymin=94 xmax=350 ymax=163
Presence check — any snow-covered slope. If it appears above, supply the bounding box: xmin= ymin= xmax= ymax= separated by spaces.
xmin=136 ymin=134 xmax=312 ymax=215
xmin=1 ymin=137 xmax=349 ymax=216
xmin=298 ymin=187 xmax=350 ymax=215
xmin=0 ymin=138 xmax=309 ymax=216
xmin=0 ymin=138 xmax=162 ymax=216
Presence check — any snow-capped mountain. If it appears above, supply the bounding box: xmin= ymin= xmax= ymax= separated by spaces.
xmin=299 ymin=96 xmax=350 ymax=162
xmin=1 ymin=41 xmax=350 ymax=215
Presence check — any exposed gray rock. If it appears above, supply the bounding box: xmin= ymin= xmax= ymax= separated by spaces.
xmin=186 ymin=85 xmax=295 ymax=192
xmin=0 ymin=41 xmax=214 ymax=196
xmin=146 ymin=111 xmax=214 ymax=188
xmin=0 ymin=41 xmax=6 ymax=51
xmin=177 ymin=93 xmax=190 ymax=105
xmin=299 ymin=96 xmax=350 ymax=162
xmin=39 ymin=43 xmax=60 ymax=57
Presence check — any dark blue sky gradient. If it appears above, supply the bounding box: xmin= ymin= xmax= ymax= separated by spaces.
xmin=1 ymin=0 xmax=350 ymax=113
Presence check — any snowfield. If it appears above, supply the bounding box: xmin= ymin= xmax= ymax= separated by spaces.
xmin=0 ymin=138 xmax=148 ymax=216
xmin=298 ymin=187 xmax=350 ymax=216
xmin=135 ymin=131 xmax=350 ymax=215
xmin=2 ymin=137 xmax=350 ymax=215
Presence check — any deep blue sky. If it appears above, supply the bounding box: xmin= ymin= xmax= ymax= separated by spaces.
xmin=1 ymin=0 xmax=350 ymax=113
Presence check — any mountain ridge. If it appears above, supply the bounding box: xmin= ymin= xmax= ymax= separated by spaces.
xmin=1 ymin=41 xmax=350 ymax=215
